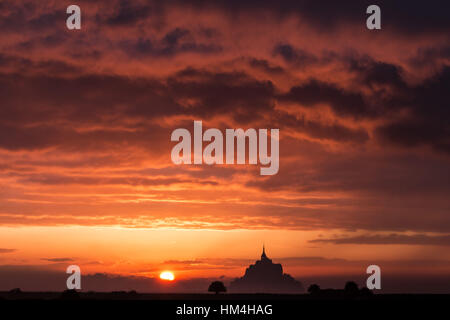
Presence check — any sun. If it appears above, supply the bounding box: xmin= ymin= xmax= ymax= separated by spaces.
xmin=159 ymin=271 xmax=175 ymax=281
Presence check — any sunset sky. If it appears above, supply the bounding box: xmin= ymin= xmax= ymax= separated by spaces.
xmin=0 ymin=0 xmax=449 ymax=293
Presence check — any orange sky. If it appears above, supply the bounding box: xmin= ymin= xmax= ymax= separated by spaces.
xmin=0 ymin=0 xmax=449 ymax=293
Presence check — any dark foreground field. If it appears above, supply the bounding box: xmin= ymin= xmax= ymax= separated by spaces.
xmin=1 ymin=292 xmax=449 ymax=319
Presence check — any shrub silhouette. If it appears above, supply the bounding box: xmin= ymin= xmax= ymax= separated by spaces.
xmin=307 ymin=284 xmax=321 ymax=295
xmin=9 ymin=288 xmax=22 ymax=294
xmin=208 ymin=281 xmax=227 ymax=294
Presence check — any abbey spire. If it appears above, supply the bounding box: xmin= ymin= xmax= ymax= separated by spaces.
xmin=261 ymin=244 xmax=268 ymax=260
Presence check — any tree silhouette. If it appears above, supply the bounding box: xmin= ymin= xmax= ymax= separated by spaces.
xmin=208 ymin=281 xmax=227 ymax=294
xmin=307 ymin=284 xmax=321 ymax=295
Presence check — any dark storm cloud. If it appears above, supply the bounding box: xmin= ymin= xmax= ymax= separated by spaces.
xmin=0 ymin=54 xmax=32 ymax=69
xmin=273 ymin=48 xmax=449 ymax=153
xmin=272 ymin=44 xmax=407 ymax=90
xmin=0 ymin=0 xmax=448 ymax=237
xmin=310 ymin=233 xmax=450 ymax=246
xmin=28 ymin=11 xmax=63 ymax=31
xmin=163 ymin=27 xmax=190 ymax=45
xmin=0 ymin=124 xmax=63 ymax=151
xmin=0 ymin=72 xmax=179 ymax=127
xmin=246 ymin=145 xmax=450 ymax=195
xmin=346 ymin=55 xmax=406 ymax=89
xmin=279 ymin=80 xmax=372 ymax=118
xmin=0 ymin=1 xmax=68 ymax=34
xmin=342 ymin=56 xmax=450 ymax=154
xmin=0 ymin=1 xmax=34 ymax=32
xmin=273 ymin=112 xmax=369 ymax=143
xmin=169 ymin=0 xmax=450 ymax=34
xmin=105 ymin=0 xmax=153 ymax=26
xmin=409 ymin=44 xmax=450 ymax=68
xmin=247 ymin=58 xmax=285 ymax=74
xmin=120 ymin=28 xmax=222 ymax=58
xmin=273 ymin=44 xmax=319 ymax=67
xmin=0 ymin=68 xmax=274 ymax=128
xmin=0 ymin=54 xmax=81 ymax=75
xmin=0 ymin=54 xmax=447 ymax=153
xmin=376 ymin=118 xmax=450 ymax=153
xmin=0 ymin=69 xmax=272 ymax=151
xmin=167 ymin=68 xmax=276 ymax=122
xmin=2 ymin=0 xmax=450 ymax=37
xmin=375 ymin=66 xmax=450 ymax=153
xmin=0 ymin=120 xmax=172 ymax=153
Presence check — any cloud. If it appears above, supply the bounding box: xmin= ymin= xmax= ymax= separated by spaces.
xmin=310 ymin=233 xmax=450 ymax=246
xmin=120 ymin=29 xmax=222 ymax=58
xmin=247 ymin=58 xmax=285 ymax=74
xmin=409 ymin=44 xmax=450 ymax=68
xmin=163 ymin=260 xmax=205 ymax=265
xmin=41 ymin=258 xmax=74 ymax=262
xmin=167 ymin=68 xmax=276 ymax=122
xmin=104 ymin=0 xmax=153 ymax=26
xmin=273 ymin=112 xmax=369 ymax=143
xmin=0 ymin=0 xmax=448 ymax=237
xmin=279 ymin=80 xmax=371 ymax=118
xmin=0 ymin=248 xmax=16 ymax=253
xmin=346 ymin=55 xmax=406 ymax=89
xmin=273 ymin=44 xmax=318 ymax=67
xmin=375 ymin=66 xmax=450 ymax=154
xmin=0 ymin=1 xmax=449 ymax=298
xmin=15 ymin=173 xmax=218 ymax=187
xmin=168 ymin=0 xmax=450 ymax=35
xmin=2 ymin=0 xmax=449 ymax=37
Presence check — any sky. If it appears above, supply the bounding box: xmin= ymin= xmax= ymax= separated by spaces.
xmin=0 ymin=0 xmax=449 ymax=293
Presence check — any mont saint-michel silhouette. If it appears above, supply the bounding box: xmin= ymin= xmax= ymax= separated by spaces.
xmin=230 ymin=246 xmax=304 ymax=293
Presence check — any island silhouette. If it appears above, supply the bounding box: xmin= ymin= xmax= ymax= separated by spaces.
xmin=230 ymin=246 xmax=304 ymax=293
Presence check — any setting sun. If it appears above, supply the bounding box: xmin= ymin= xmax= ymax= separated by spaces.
xmin=160 ymin=271 xmax=175 ymax=281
